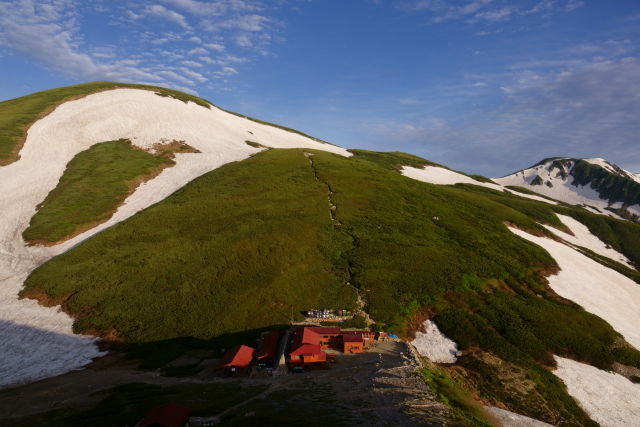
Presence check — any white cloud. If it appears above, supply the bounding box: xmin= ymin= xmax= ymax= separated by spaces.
xmin=474 ymin=7 xmax=514 ymax=22
xmin=0 ymin=0 xmax=283 ymax=92
xmin=0 ymin=0 xmax=162 ymax=83
xmin=565 ymin=0 xmax=585 ymax=12
xmin=182 ymin=60 xmax=202 ymax=67
xmin=144 ymin=5 xmax=190 ymax=29
xmin=157 ymin=70 xmax=195 ymax=86
xmin=398 ymin=0 xmax=584 ymax=26
xmin=204 ymin=42 xmax=225 ymax=51
xmin=214 ymin=66 xmax=238 ymax=76
xmin=159 ymin=0 xmax=263 ymax=16
xmin=188 ymin=47 xmax=208 ymax=55
xmin=181 ymin=68 xmax=207 ymax=82
xmin=405 ymin=56 xmax=640 ymax=176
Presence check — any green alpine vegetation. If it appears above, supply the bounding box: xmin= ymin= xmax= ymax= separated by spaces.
xmin=570 ymin=159 xmax=640 ymax=207
xmin=22 ymin=139 xmax=196 ymax=245
xmin=0 ymin=82 xmax=211 ymax=166
xmin=22 ymin=148 xmax=640 ymax=425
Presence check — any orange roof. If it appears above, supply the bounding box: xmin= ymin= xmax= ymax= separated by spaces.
xmin=219 ymin=345 xmax=255 ymax=368
xmin=292 ymin=327 xmax=321 ymax=347
xmin=290 ymin=327 xmax=328 ymax=359
xmin=139 ymin=402 xmax=191 ymax=427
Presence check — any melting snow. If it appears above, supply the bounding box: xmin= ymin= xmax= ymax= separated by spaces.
xmin=553 ymin=356 xmax=640 ymax=427
xmin=411 ymin=320 xmax=458 ymax=363
xmin=508 ymin=227 xmax=640 ymax=350
xmin=401 ymin=165 xmax=557 ymax=205
xmin=542 ymin=214 xmax=633 ymax=267
xmin=0 ymin=88 xmax=350 ymax=388
xmin=484 ymin=406 xmax=553 ymax=427
xmin=510 ymin=225 xmax=640 ymax=424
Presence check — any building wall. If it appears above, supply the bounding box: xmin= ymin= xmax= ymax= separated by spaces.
xmin=344 ymin=344 xmax=363 ymax=353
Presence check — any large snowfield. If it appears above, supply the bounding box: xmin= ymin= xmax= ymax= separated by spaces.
xmin=509 ymin=227 xmax=640 ymax=350
xmin=509 ymin=226 xmax=640 ymax=423
xmin=401 ymin=165 xmax=557 ymax=205
xmin=553 ymin=356 xmax=640 ymax=426
xmin=0 ymin=88 xmax=350 ymax=388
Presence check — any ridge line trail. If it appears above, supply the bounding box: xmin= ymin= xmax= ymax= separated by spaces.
xmin=303 ymin=152 xmax=371 ymax=323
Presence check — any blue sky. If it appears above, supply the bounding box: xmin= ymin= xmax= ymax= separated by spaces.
xmin=0 ymin=0 xmax=639 ymax=176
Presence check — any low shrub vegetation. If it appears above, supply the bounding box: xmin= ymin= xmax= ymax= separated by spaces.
xmin=21 ymin=148 xmax=640 ymax=426
xmin=23 ymin=139 xmax=181 ymax=245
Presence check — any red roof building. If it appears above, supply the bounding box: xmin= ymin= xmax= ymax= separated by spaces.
xmin=342 ymin=334 xmax=364 ymax=353
xmin=257 ymin=331 xmax=282 ymax=362
xmin=289 ymin=327 xmax=327 ymax=365
xmin=308 ymin=326 xmax=342 ymax=348
xmin=349 ymin=330 xmax=375 ymax=341
xmin=139 ymin=402 xmax=191 ymax=427
xmin=219 ymin=345 xmax=255 ymax=369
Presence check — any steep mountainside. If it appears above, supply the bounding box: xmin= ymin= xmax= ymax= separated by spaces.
xmin=495 ymin=157 xmax=640 ymax=221
xmin=2 ymin=83 xmax=640 ymax=426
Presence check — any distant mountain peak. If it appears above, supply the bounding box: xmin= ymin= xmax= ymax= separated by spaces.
xmin=496 ymin=157 xmax=640 ymax=222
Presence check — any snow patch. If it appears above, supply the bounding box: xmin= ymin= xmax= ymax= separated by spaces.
xmin=542 ymin=214 xmax=633 ymax=267
xmin=584 ymin=158 xmax=619 ymax=175
xmin=508 ymin=227 xmax=640 ymax=349
xmin=411 ymin=320 xmax=458 ymax=363
xmin=484 ymin=406 xmax=553 ymax=427
xmin=553 ymin=356 xmax=640 ymax=427
xmin=0 ymin=88 xmax=350 ymax=387
xmin=402 ymin=165 xmax=557 ymax=205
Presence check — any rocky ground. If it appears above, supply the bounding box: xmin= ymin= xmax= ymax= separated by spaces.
xmin=0 ymin=340 xmax=453 ymax=426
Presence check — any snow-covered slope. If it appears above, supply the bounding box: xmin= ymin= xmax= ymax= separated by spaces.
xmin=509 ymin=226 xmax=640 ymax=350
xmin=401 ymin=165 xmax=557 ymax=205
xmin=542 ymin=214 xmax=633 ymax=267
xmin=0 ymin=88 xmax=350 ymax=388
xmin=495 ymin=158 xmax=640 ymax=220
xmin=509 ymin=221 xmax=640 ymax=424
xmin=553 ymin=356 xmax=640 ymax=427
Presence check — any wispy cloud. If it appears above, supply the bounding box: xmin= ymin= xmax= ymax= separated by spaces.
xmin=142 ymin=4 xmax=190 ymax=29
xmin=398 ymin=0 xmax=584 ymax=26
xmin=364 ymin=42 xmax=640 ymax=176
xmin=0 ymin=0 xmax=284 ymax=92
xmin=0 ymin=0 xmax=163 ymax=84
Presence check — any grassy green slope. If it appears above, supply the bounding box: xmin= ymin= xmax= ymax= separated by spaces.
xmin=23 ymin=149 xmax=356 ymax=342
xmin=22 ymin=148 xmax=640 ymax=425
xmin=23 ymin=139 xmax=177 ymax=245
xmin=0 ymin=82 xmax=210 ymax=166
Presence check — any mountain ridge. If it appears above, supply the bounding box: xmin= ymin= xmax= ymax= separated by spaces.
xmin=495 ymin=157 xmax=640 ymax=222
xmin=1 ymin=83 xmax=640 ymax=426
